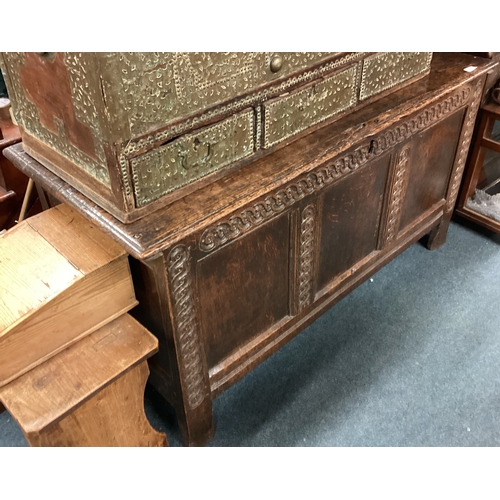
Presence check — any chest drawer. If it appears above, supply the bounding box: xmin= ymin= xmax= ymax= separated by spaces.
xmin=103 ymin=52 xmax=338 ymax=138
xmin=130 ymin=108 xmax=255 ymax=207
xmin=360 ymin=52 xmax=433 ymax=101
xmin=262 ymin=64 xmax=359 ymax=149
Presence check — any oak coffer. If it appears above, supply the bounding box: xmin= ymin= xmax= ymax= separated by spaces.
xmin=0 ymin=52 xmax=432 ymax=222
xmin=4 ymin=54 xmax=494 ymax=446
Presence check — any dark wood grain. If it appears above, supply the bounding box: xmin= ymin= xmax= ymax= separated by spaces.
xmin=198 ymin=214 xmax=290 ymax=368
xmin=318 ymin=153 xmax=390 ymax=291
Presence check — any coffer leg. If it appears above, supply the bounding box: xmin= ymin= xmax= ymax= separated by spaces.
xmin=173 ymin=393 xmax=215 ymax=447
xmin=426 ymin=214 xmax=451 ymax=250
xmin=137 ymin=252 xmax=215 ymax=446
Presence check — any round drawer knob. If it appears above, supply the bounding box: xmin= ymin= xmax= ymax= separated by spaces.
xmin=270 ymin=54 xmax=283 ymax=73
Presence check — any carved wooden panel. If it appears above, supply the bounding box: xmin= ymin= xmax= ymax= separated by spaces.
xmin=318 ymin=153 xmax=391 ymax=291
xmin=197 ymin=215 xmax=290 ymax=369
xmin=398 ymin=108 xmax=466 ymax=232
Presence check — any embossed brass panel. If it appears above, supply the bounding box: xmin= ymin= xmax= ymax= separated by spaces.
xmin=1 ymin=52 xmax=111 ymax=186
xmin=100 ymin=52 xmax=338 ymax=138
xmin=131 ymin=109 xmax=255 ymax=207
xmin=1 ymin=52 xmax=435 ymax=222
xmin=263 ymin=65 xmax=359 ymax=149
xmin=360 ymin=52 xmax=432 ymax=101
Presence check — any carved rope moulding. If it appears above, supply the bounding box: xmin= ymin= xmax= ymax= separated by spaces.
xmin=446 ymin=79 xmax=483 ymax=212
xmin=199 ymin=86 xmax=472 ymax=252
xmin=384 ymin=145 xmax=412 ymax=245
xmin=360 ymin=52 xmax=433 ymax=101
xmin=298 ymin=205 xmax=316 ymax=311
xmin=167 ymin=245 xmax=206 ymax=409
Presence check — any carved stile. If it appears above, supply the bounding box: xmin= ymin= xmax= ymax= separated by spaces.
xmin=298 ymin=205 xmax=316 ymax=311
xmin=383 ymin=145 xmax=411 ymax=245
xmin=446 ymin=79 xmax=484 ymax=212
xmin=167 ymin=245 xmax=206 ymax=410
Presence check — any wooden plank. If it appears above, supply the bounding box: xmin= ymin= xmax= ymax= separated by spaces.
xmin=0 ymin=223 xmax=81 ymax=332
xmin=0 ymin=205 xmax=138 ymax=385
xmin=26 ymin=203 xmax=125 ymax=274
xmin=0 ymin=314 xmax=158 ymax=433
xmin=25 ymin=362 xmax=167 ymax=447
xmin=0 ymin=256 xmax=137 ymax=386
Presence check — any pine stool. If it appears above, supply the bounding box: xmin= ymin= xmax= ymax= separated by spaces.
xmin=0 ymin=313 xmax=167 ymax=446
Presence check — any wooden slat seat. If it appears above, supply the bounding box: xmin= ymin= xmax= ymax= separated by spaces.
xmin=0 ymin=314 xmax=167 ymax=446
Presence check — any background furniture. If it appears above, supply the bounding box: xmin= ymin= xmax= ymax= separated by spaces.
xmin=456 ymin=101 xmax=500 ymax=233
xmin=0 ymin=205 xmax=167 ymax=446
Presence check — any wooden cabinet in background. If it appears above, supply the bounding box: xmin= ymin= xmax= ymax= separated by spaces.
xmin=4 ymin=53 xmax=494 ymax=446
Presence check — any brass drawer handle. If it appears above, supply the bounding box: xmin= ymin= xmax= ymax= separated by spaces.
xmin=179 ymin=140 xmax=213 ymax=170
xmin=270 ymin=54 xmax=283 ymax=73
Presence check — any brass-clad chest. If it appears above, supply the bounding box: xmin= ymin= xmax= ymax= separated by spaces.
xmin=0 ymin=52 xmax=432 ymax=222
